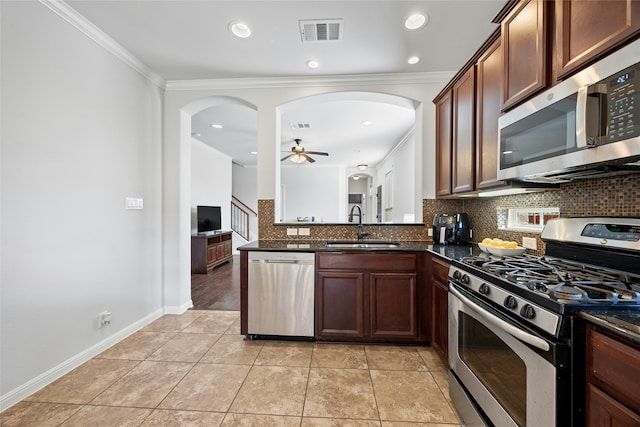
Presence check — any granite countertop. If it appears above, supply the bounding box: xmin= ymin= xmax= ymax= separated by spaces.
xmin=238 ymin=239 xmax=481 ymax=260
xmin=580 ymin=310 xmax=640 ymax=345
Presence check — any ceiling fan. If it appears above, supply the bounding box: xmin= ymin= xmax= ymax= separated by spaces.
xmin=281 ymin=138 xmax=329 ymax=164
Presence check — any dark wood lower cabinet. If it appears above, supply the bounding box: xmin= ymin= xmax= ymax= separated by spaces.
xmin=369 ymin=273 xmax=417 ymax=339
xmin=315 ymin=252 xmax=421 ymax=343
xmin=431 ymin=256 xmax=450 ymax=362
xmin=586 ymin=323 xmax=640 ymax=426
xmin=316 ymin=271 xmax=365 ymax=339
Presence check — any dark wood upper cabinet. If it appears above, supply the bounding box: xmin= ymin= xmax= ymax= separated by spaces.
xmin=452 ymin=66 xmax=475 ymax=194
xmin=501 ymin=0 xmax=548 ymax=110
xmin=435 ymin=91 xmax=453 ymax=196
xmin=554 ymin=0 xmax=640 ymax=81
xmin=476 ymin=37 xmax=504 ymax=190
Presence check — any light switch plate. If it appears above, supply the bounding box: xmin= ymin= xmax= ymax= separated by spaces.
xmin=299 ymin=228 xmax=310 ymax=236
xmin=125 ymin=197 xmax=144 ymax=210
xmin=522 ymin=237 xmax=537 ymax=250
xmin=287 ymin=228 xmax=298 ymax=236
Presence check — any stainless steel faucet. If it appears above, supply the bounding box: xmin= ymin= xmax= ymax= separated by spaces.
xmin=349 ymin=205 xmax=370 ymax=241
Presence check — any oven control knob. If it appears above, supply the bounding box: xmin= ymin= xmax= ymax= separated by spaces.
xmin=520 ymin=304 xmax=536 ymax=319
xmin=479 ymin=283 xmax=490 ymax=295
xmin=453 ymin=270 xmax=462 ymax=280
xmin=503 ymin=296 xmax=518 ymax=309
xmin=461 ymin=274 xmax=470 ymax=284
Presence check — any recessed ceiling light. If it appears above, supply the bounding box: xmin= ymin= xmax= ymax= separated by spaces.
xmin=352 ymin=175 xmax=360 ymax=180
xmin=404 ymin=13 xmax=428 ymax=30
xmin=191 ymin=132 xmax=201 ymax=137
xmin=250 ymin=151 xmax=257 ymax=155
xmin=306 ymin=59 xmax=319 ymax=69
xmin=361 ymin=120 xmax=373 ymax=126
xmin=408 ymin=56 xmax=420 ymax=65
xmin=229 ymin=21 xmax=252 ymax=38
xmin=210 ymin=124 xmax=223 ymax=129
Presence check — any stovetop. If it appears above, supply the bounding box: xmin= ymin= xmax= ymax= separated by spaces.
xmin=461 ymin=254 xmax=640 ymax=306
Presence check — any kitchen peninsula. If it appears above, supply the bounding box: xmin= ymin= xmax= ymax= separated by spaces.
xmin=238 ymin=240 xmax=477 ymax=346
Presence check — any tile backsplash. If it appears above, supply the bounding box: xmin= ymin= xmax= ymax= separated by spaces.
xmin=424 ymin=174 xmax=640 ymax=255
xmin=258 ymin=174 xmax=639 ymax=255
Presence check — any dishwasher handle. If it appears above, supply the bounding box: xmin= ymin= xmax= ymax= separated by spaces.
xmin=250 ymin=259 xmax=313 ymax=265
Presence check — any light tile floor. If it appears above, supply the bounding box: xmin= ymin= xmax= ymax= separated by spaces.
xmin=1 ymin=310 xmax=461 ymax=426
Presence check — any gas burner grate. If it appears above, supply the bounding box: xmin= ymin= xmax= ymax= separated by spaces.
xmin=461 ymin=254 xmax=640 ymax=304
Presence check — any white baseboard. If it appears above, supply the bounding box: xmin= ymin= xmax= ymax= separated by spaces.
xmin=0 ymin=308 xmax=164 ymax=412
xmin=163 ymin=299 xmax=193 ymax=314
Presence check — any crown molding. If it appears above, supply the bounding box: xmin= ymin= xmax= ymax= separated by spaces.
xmin=165 ymin=71 xmax=456 ymax=92
xmin=39 ymin=0 xmax=165 ymax=89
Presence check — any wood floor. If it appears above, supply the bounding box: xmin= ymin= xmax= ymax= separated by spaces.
xmin=191 ymin=255 xmax=240 ymax=311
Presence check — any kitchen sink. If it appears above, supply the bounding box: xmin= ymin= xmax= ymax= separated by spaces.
xmin=325 ymin=241 xmax=401 ymax=248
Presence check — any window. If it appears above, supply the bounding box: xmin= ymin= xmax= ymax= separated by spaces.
xmin=504 ymin=207 xmax=560 ymax=232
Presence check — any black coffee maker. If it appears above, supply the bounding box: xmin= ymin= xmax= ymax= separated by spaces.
xmin=432 ymin=213 xmax=472 ymax=244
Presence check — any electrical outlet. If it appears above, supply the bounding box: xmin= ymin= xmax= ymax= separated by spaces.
xmin=428 ymin=228 xmax=433 ymax=237
xmin=299 ymin=228 xmax=310 ymax=236
xmin=287 ymin=228 xmax=298 ymax=236
xmin=98 ymin=311 xmax=112 ymax=328
xmin=522 ymin=237 xmax=537 ymax=250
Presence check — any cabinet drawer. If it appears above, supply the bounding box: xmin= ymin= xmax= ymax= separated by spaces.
xmin=432 ymin=257 xmax=450 ymax=284
xmin=317 ymin=253 xmax=417 ymax=271
xmin=587 ymin=325 xmax=640 ymax=413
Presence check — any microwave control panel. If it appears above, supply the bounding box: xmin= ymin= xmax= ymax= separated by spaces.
xmin=606 ymin=62 xmax=640 ymax=143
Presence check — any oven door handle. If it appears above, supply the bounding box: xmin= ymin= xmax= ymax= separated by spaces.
xmin=450 ymin=285 xmax=551 ymax=352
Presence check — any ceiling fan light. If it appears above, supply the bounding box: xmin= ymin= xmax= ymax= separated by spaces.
xmin=290 ymin=154 xmax=306 ymax=164
xmin=357 ymin=164 xmax=367 ymax=171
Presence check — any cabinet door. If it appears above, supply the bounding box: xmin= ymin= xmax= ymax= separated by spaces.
xmin=452 ymin=67 xmax=475 ymax=194
xmin=432 ymin=281 xmax=449 ymax=362
xmin=216 ymin=244 xmax=225 ymax=260
xmin=369 ymin=273 xmax=417 ymax=340
xmin=476 ymin=38 xmax=505 ymax=190
xmin=207 ymin=245 xmax=217 ymax=263
xmin=502 ymin=0 xmax=547 ymax=110
xmin=587 ymin=384 xmax=640 ymax=427
xmin=431 ymin=257 xmax=450 ymax=362
xmin=435 ymin=91 xmax=453 ymax=196
xmin=555 ymin=0 xmax=640 ymax=80
xmin=224 ymin=240 xmax=232 ymax=257
xmin=316 ymin=272 xmax=365 ymax=339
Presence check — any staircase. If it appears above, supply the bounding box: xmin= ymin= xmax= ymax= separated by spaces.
xmin=231 ymin=196 xmax=257 ymax=242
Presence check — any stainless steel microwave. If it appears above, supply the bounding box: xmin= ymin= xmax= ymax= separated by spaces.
xmin=498 ymin=39 xmax=640 ymax=183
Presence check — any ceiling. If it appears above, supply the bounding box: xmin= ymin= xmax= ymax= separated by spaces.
xmin=66 ymin=1 xmax=506 ymax=167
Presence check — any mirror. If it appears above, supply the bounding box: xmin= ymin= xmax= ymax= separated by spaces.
xmin=278 ymin=91 xmax=420 ymax=224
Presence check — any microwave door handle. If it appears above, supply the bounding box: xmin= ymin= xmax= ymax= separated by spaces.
xmin=575 ymin=85 xmax=589 ymax=148
xmin=449 ymin=285 xmax=551 ymax=352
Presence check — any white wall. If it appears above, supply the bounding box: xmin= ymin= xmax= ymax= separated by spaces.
xmin=281 ymin=165 xmax=343 ymax=223
xmin=1 ymin=1 xmax=164 ymax=405
xmin=191 ymin=138 xmax=232 ymax=232
xmin=376 ymin=132 xmax=416 ymax=223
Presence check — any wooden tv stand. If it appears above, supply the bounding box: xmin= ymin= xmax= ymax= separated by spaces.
xmin=191 ymin=231 xmax=233 ymax=274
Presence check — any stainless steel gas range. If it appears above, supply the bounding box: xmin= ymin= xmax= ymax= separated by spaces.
xmin=447 ymin=217 xmax=640 ymax=427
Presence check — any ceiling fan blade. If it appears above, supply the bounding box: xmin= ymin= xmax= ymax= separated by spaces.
xmin=281 ymin=153 xmax=294 ymax=161
xmin=303 ymin=154 xmax=315 ymax=163
xmin=304 ymin=151 xmax=329 ymax=156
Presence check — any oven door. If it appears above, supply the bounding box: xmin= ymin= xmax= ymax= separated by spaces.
xmin=448 ymin=282 xmax=557 ymax=427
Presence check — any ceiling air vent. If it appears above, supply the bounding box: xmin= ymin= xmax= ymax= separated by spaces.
xmin=299 ymin=19 xmax=343 ymax=43
xmin=289 ymin=123 xmax=311 ymax=129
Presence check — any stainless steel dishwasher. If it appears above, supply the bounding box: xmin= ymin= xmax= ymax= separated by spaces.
xmin=247 ymin=251 xmax=315 ymax=337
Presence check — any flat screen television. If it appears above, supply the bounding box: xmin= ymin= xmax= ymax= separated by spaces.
xmin=197 ymin=205 xmax=221 ymax=233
